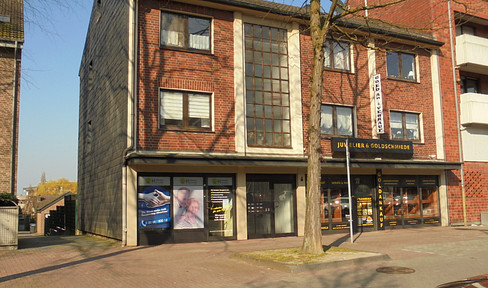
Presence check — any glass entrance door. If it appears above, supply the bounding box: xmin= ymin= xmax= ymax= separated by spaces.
xmin=247 ymin=175 xmax=296 ymax=238
xmin=321 ymin=188 xmax=352 ymax=231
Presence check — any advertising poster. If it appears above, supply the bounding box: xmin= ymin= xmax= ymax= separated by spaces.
xmin=208 ymin=177 xmax=234 ymax=237
xmin=138 ymin=177 xmax=171 ymax=229
xmin=357 ymin=197 xmax=374 ymax=227
xmin=173 ymin=177 xmax=204 ymax=230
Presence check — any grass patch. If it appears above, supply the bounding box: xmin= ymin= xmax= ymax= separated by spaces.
xmin=241 ymin=246 xmax=361 ymax=265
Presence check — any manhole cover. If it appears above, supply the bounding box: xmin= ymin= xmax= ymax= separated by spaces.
xmin=376 ymin=266 xmax=416 ymax=274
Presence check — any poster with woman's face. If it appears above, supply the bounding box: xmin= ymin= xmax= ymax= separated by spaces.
xmin=173 ymin=177 xmax=204 ymax=229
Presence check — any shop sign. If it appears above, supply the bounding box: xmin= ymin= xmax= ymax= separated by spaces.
xmin=208 ymin=177 xmax=233 ymax=186
xmin=377 ymin=170 xmax=385 ymax=230
xmin=332 ymin=137 xmax=413 ymax=158
xmin=374 ymin=74 xmax=385 ymax=134
xmin=138 ymin=176 xmax=171 ymax=186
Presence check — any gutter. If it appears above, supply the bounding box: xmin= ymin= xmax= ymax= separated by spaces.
xmin=10 ymin=40 xmax=20 ymax=195
xmin=447 ymin=0 xmax=467 ymax=226
xmin=122 ymin=0 xmax=138 ymax=246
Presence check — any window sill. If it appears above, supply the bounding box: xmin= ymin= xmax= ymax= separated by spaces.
xmin=390 ymin=138 xmax=424 ymax=144
xmin=386 ymin=76 xmax=419 ymax=84
xmin=321 ymin=135 xmax=354 ymax=140
xmin=160 ymin=127 xmax=213 ymax=133
xmin=247 ymin=144 xmax=293 ymax=149
xmin=160 ymin=45 xmax=213 ymax=56
xmin=324 ymin=67 xmax=353 ymax=74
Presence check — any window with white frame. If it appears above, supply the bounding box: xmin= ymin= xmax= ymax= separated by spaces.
xmin=321 ymin=104 xmax=354 ymax=136
xmin=160 ymin=90 xmax=211 ymax=130
xmin=386 ymin=51 xmax=416 ymax=80
xmin=160 ymin=11 xmax=211 ymax=51
xmin=390 ymin=111 xmax=420 ymax=140
xmin=324 ymin=40 xmax=350 ymax=71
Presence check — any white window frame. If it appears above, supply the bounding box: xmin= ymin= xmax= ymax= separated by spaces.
xmin=160 ymin=89 xmax=213 ymax=131
xmin=389 ymin=110 xmax=422 ymax=141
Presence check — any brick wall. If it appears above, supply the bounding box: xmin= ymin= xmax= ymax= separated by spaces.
xmin=0 ymin=47 xmax=20 ymax=195
xmin=300 ymin=32 xmax=438 ymax=159
xmin=137 ymin=0 xmax=236 ymax=153
xmin=347 ymin=0 xmax=488 ymax=224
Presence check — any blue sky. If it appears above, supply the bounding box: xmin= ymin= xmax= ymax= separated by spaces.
xmin=16 ymin=0 xmax=332 ymax=195
xmin=17 ymin=3 xmax=91 ymax=194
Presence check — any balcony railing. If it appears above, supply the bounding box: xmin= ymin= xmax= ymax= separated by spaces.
xmin=461 ymin=92 xmax=488 ymax=126
xmin=456 ymin=34 xmax=488 ymax=74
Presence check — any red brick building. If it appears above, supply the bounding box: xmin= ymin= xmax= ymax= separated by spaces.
xmin=348 ymin=0 xmax=488 ymax=226
xmin=0 ymin=1 xmax=22 ymax=196
xmin=78 ymin=0 xmax=463 ymax=245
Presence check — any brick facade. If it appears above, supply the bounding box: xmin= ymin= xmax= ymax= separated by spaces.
xmin=348 ymin=0 xmax=488 ymax=224
xmin=0 ymin=45 xmax=21 ymax=195
xmin=79 ymin=0 xmax=469 ymax=244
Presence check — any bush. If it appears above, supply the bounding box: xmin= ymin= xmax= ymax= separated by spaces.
xmin=0 ymin=193 xmax=18 ymax=206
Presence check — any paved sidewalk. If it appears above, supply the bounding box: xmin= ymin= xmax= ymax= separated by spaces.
xmin=0 ymin=226 xmax=487 ymax=287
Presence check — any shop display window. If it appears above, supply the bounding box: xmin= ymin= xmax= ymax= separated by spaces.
xmin=422 ymin=187 xmax=439 ymax=217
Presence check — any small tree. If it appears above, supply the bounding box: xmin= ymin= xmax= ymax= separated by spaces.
xmin=0 ymin=193 xmax=18 ymax=206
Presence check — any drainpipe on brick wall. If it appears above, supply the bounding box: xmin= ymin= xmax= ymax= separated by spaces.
xmin=447 ymin=0 xmax=467 ymax=226
xmin=10 ymin=41 xmax=19 ymax=195
xmin=122 ymin=0 xmax=138 ymax=246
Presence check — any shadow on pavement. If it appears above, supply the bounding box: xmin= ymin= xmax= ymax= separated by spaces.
xmin=0 ymin=241 xmax=147 ymax=283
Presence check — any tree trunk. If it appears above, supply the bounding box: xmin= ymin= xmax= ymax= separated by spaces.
xmin=301 ymin=0 xmax=328 ymax=255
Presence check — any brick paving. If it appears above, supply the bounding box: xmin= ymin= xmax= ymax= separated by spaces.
xmin=0 ymin=226 xmax=487 ymax=288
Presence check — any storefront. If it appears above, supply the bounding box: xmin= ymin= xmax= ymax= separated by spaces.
xmin=320 ymin=172 xmax=441 ymax=233
xmin=137 ymin=174 xmax=236 ymax=245
xmin=136 ymin=170 xmax=302 ymax=244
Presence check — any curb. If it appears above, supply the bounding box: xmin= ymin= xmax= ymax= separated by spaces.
xmin=233 ymin=251 xmax=391 ymax=273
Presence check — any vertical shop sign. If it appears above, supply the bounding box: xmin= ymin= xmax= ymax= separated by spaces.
xmin=137 ymin=176 xmax=171 ymax=229
xmin=374 ymin=74 xmax=385 ymax=134
xmin=173 ymin=177 xmax=204 ymax=230
xmin=377 ymin=169 xmax=385 ymax=230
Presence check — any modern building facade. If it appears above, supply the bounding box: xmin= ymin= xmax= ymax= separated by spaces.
xmin=348 ymin=0 xmax=488 ymax=226
xmin=0 ymin=0 xmax=23 ymax=196
xmin=78 ymin=0 xmax=463 ymax=246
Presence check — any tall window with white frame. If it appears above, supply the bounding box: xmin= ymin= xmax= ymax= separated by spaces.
xmin=160 ymin=11 xmax=211 ymax=51
xmin=160 ymin=90 xmax=211 ymax=131
xmin=324 ymin=40 xmax=350 ymax=71
xmin=320 ymin=104 xmax=354 ymax=137
xmin=386 ymin=51 xmax=416 ymax=81
xmin=244 ymin=23 xmax=291 ymax=147
xmin=390 ymin=111 xmax=419 ymax=141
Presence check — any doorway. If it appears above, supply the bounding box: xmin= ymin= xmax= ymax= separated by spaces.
xmin=246 ymin=174 xmax=297 ymax=238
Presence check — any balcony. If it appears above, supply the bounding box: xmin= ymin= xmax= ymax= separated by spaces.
xmin=461 ymin=92 xmax=488 ymax=126
xmin=456 ymin=34 xmax=488 ymax=74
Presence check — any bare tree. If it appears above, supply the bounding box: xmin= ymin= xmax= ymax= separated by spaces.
xmin=300 ymin=0 xmax=447 ymax=254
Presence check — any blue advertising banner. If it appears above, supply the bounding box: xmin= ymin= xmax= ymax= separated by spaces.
xmin=138 ymin=186 xmax=171 ymax=228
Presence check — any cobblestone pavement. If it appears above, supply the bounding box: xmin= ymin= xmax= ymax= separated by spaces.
xmin=0 ymin=226 xmax=487 ymax=288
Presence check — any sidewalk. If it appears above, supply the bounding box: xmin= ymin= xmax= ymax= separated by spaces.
xmin=1 ymin=226 xmax=487 ymax=287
